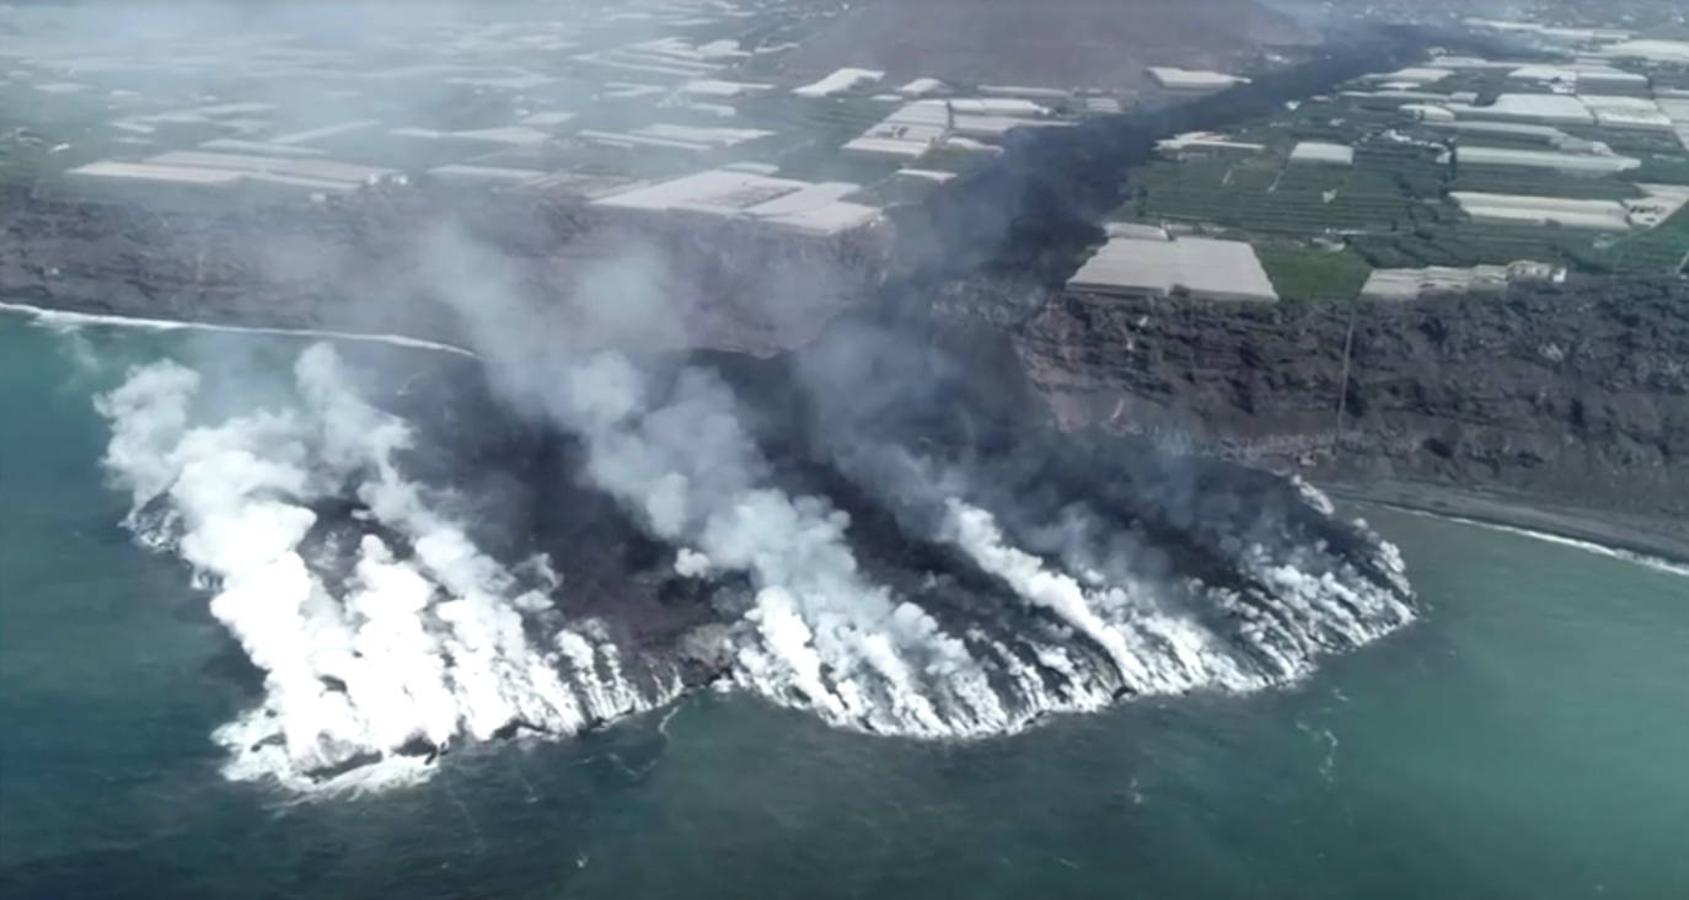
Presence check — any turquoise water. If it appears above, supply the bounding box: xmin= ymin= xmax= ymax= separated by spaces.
xmin=3 ymin=317 xmax=1686 ymax=899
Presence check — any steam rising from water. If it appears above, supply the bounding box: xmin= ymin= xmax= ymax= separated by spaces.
xmin=97 ymin=345 xmax=671 ymax=793
xmin=97 ymin=341 xmax=1414 ymax=794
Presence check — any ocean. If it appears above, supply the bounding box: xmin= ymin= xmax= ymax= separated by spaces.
xmin=3 ymin=314 xmax=1686 ymax=899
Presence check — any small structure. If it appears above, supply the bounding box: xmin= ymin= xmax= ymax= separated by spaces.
xmin=426 ymin=164 xmax=547 ymax=186
xmin=1451 ymin=191 xmax=1632 ymax=231
xmin=1508 ymin=64 xmax=1649 ymax=91
xmin=578 ymin=123 xmax=772 ymax=153
xmin=897 ymin=78 xmax=949 ymax=97
xmin=1289 ymin=141 xmax=1355 ymax=166
xmin=1147 ymin=67 xmax=1250 ymax=91
xmin=1366 ymin=67 xmax=1452 ymax=88
xmin=1578 ymin=96 xmax=1675 ymax=132
xmin=1599 ymin=39 xmax=1689 ymax=65
xmin=1455 ymin=146 xmax=1640 ymax=175
xmin=1402 ymin=104 xmax=1458 ymax=123
xmin=895 ymin=168 xmax=956 ymax=183
xmin=67 ymin=150 xmax=396 ymax=195
xmin=681 ymin=79 xmax=772 ymax=98
xmin=1067 ymin=236 xmax=1278 ymax=302
xmin=1361 ymin=261 xmax=1563 ymax=301
xmin=843 ymin=100 xmax=951 ymax=160
xmin=1105 ymin=222 xmax=1171 ymax=241
xmin=1623 ymin=184 xmax=1689 ymax=229
xmin=439 ymin=126 xmax=554 ymax=148
xmin=1446 ymin=93 xmax=1596 ymax=126
xmin=593 ymin=169 xmax=880 ymax=237
xmin=1361 ymin=265 xmax=1510 ymax=300
xmin=1155 ymin=131 xmax=1265 ymax=158
xmin=793 ymin=68 xmax=884 ymax=98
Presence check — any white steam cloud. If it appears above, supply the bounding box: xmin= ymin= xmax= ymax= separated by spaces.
xmin=475 ymin=346 xmax=1013 ymax=736
xmin=415 ymin=228 xmax=1416 ymax=743
xmin=93 ymin=227 xmax=1419 ymax=794
xmin=96 ymin=344 xmax=671 ymax=794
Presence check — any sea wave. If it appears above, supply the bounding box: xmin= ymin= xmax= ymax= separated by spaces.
xmin=1384 ymin=506 xmax=1689 ymax=579
xmin=0 ymin=300 xmax=476 ymax=358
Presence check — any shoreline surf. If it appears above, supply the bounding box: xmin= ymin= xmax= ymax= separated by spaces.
xmin=1338 ymin=493 xmax=1689 ymax=578
xmin=0 ymin=300 xmax=478 ymax=359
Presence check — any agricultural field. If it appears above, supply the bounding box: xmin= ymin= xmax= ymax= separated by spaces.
xmin=1254 ymin=242 xmax=1374 ymax=302
xmin=1449 ymin=166 xmax=1644 ymax=201
xmin=1113 ymin=76 xmax=1689 ymax=288
xmin=1592 ymin=206 xmax=1689 ymax=273
xmin=1119 ymin=155 xmax=1429 ymax=236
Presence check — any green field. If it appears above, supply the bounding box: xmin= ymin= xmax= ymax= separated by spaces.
xmin=1122 ymin=156 xmax=1430 ymax=236
xmin=1255 ymin=243 xmax=1374 ymax=302
xmin=1451 ymin=165 xmax=1644 ymax=200
xmin=1115 ymin=85 xmax=1689 ymax=284
xmin=1349 ymin=220 xmax=1607 ymax=269
xmin=1590 ymin=206 xmax=1689 ymax=274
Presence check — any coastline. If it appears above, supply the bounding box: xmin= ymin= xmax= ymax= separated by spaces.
xmin=0 ymin=300 xmax=478 ymax=359
xmin=1324 ymin=478 xmax=1689 ymax=573
xmin=11 ymin=298 xmax=1683 ymax=576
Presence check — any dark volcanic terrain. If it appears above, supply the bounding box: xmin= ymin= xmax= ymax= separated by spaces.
xmin=1014 ymin=279 xmax=1689 ymax=557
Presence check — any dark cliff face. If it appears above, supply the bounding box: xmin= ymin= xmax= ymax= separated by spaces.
xmin=0 ymin=184 xmax=887 ymax=356
xmin=1015 ymin=280 xmax=1689 ymax=524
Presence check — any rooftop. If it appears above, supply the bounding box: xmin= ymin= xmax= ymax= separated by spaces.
xmin=592 ymin=169 xmax=880 ymax=237
xmin=1067 ymin=236 xmax=1278 ymax=302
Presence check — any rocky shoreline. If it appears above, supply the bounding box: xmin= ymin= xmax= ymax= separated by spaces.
xmin=1325 ymin=480 xmax=1689 ymax=567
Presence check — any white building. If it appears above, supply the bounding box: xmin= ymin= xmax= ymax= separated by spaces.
xmin=593 ymin=169 xmax=880 ymax=237
xmin=1290 ymin=141 xmax=1355 ymax=166
xmin=1508 ymin=64 xmax=1648 ymax=91
xmin=1067 ymin=236 xmax=1278 ymax=302
xmin=793 ymin=68 xmax=884 ymax=98
xmin=1456 ymin=146 xmax=1640 ymax=175
xmin=1599 ymin=39 xmax=1689 ymax=65
xmin=1451 ymin=191 xmax=1632 ymax=231
xmin=1362 ymin=261 xmax=1562 ymax=301
xmin=896 ymin=78 xmax=949 ymax=97
xmin=1155 ymin=131 xmax=1265 ymax=156
xmin=1446 ymin=93 xmax=1595 ymax=126
xmin=843 ymin=100 xmax=952 ymax=160
xmin=1146 ymin=67 xmax=1250 ymax=91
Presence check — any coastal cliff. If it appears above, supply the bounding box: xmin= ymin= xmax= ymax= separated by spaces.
xmin=0 ymin=185 xmax=886 ymax=357
xmin=1012 ymin=279 xmax=1689 ymax=554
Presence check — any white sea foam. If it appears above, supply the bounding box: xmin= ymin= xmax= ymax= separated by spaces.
xmin=939 ymin=497 xmax=1414 ymax=700
xmin=1386 ymin=506 xmax=1689 ymax=579
xmin=1 ymin=300 xmax=477 ymax=358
